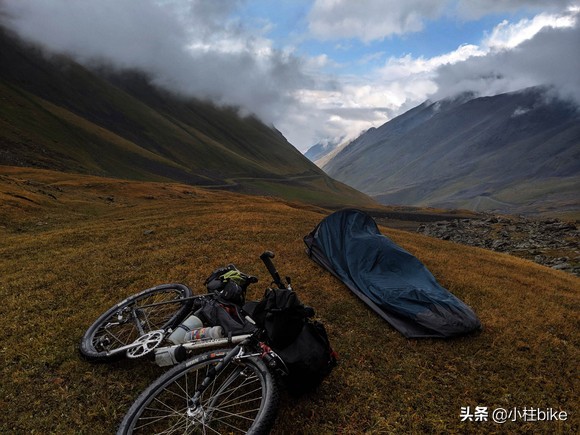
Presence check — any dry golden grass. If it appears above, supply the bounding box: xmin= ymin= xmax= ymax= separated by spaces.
xmin=1 ymin=166 xmax=578 ymax=434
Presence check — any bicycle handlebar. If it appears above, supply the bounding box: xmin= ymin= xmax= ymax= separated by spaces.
xmin=260 ymin=251 xmax=284 ymax=288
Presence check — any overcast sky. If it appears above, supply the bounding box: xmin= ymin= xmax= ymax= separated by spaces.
xmin=1 ymin=0 xmax=579 ymax=151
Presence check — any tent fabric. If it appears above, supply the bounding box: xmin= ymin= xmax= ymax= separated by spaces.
xmin=304 ymin=209 xmax=481 ymax=338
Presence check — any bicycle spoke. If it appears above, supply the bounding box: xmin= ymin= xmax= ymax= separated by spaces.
xmin=202 ymin=413 xmax=255 ymax=433
xmin=151 ymin=395 xmax=184 ymax=415
xmin=208 ymin=403 xmax=262 ymax=419
xmin=212 ymin=387 xmax=263 ymax=410
xmin=158 ymin=378 xmax=190 ymax=403
xmin=92 ymin=289 xmax=186 ymax=353
xmin=82 ymin=284 xmax=194 ymax=364
xmin=206 ymin=375 xmax=260 ymax=409
xmin=133 ymin=400 xmax=189 ymax=433
xmin=133 ymin=412 xmax=189 ymax=433
xmin=102 ymin=320 xmax=137 ymax=348
xmin=206 ymin=386 xmax=262 ymax=425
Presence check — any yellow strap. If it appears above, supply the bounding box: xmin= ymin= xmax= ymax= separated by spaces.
xmin=220 ymin=270 xmax=245 ymax=284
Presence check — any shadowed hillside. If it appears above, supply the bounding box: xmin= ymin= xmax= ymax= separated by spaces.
xmin=323 ymin=89 xmax=580 ymax=215
xmin=1 ymin=166 xmax=577 ymax=433
xmin=0 ymin=27 xmax=374 ymax=208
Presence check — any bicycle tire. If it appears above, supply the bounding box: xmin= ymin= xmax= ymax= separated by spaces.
xmin=80 ymin=283 xmax=194 ymax=363
xmin=117 ymin=350 xmax=279 ymax=434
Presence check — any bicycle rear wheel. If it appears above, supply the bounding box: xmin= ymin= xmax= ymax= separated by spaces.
xmin=80 ymin=283 xmax=194 ymax=363
xmin=117 ymin=350 xmax=279 ymax=434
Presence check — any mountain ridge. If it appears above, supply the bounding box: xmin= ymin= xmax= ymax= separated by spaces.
xmin=322 ymin=88 xmax=580 ymax=215
xmin=0 ymin=26 xmax=375 ymax=208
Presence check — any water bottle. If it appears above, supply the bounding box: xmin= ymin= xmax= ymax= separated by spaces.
xmin=184 ymin=326 xmax=224 ymax=342
xmin=168 ymin=315 xmax=204 ymax=344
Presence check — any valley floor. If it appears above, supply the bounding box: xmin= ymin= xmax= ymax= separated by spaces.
xmin=1 ymin=166 xmax=578 ymax=434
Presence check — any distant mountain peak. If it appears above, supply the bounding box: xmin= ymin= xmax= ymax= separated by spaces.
xmin=304 ymin=135 xmax=346 ymax=162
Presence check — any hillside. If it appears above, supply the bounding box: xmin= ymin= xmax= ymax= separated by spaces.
xmin=1 ymin=166 xmax=577 ymax=433
xmin=0 ymin=27 xmax=374 ymax=209
xmin=323 ymin=89 xmax=580 ymax=215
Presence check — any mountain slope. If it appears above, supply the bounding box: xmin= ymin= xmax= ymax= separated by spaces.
xmin=323 ymin=89 xmax=580 ymax=214
xmin=0 ymin=27 xmax=374 ymax=208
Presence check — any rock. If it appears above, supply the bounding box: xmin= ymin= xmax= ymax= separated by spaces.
xmin=491 ymin=240 xmax=509 ymax=250
xmin=416 ymin=214 xmax=579 ymax=277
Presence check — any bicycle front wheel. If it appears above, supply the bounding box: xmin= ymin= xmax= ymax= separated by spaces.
xmin=117 ymin=350 xmax=279 ymax=434
xmin=80 ymin=283 xmax=194 ymax=363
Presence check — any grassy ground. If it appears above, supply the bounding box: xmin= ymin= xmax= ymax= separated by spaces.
xmin=1 ymin=166 xmax=578 ymax=434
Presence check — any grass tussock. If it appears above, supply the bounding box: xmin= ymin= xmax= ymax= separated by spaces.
xmin=1 ymin=166 xmax=578 ymax=434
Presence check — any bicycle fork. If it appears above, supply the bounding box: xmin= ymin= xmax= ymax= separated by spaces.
xmin=186 ymin=344 xmax=259 ymax=421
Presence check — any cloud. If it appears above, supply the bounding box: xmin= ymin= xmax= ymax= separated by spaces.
xmin=0 ymin=0 xmax=406 ymax=150
xmin=301 ymin=43 xmax=486 ymax=145
xmin=347 ymin=6 xmax=580 ymax=116
xmin=297 ymin=3 xmax=580 ymax=149
xmin=455 ymin=0 xmax=573 ymax=21
xmin=308 ymin=0 xmax=447 ymax=41
xmin=287 ymin=3 xmax=580 ymax=148
xmin=379 ymin=45 xmax=485 ymax=79
xmin=308 ymin=0 xmax=576 ymax=41
xmin=433 ymin=8 xmax=580 ymax=104
xmin=482 ymin=8 xmax=578 ymax=49
xmin=0 ymin=0 xmax=310 ymax=125
xmin=1 ymin=0 xmax=578 ymax=153
xmin=274 ymin=86 xmax=393 ymax=149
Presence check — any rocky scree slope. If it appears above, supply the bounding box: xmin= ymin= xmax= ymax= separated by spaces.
xmin=417 ymin=215 xmax=580 ymax=276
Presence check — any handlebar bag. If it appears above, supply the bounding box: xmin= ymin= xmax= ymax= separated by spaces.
xmin=204 ymin=265 xmax=236 ymax=291
xmin=204 ymin=265 xmax=247 ymax=305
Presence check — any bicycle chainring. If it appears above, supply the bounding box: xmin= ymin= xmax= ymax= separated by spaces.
xmin=126 ymin=330 xmax=165 ymax=358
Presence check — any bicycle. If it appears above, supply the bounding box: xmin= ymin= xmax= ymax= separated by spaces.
xmin=82 ymin=251 xmax=324 ymax=434
xmin=79 ymin=257 xmax=266 ymax=364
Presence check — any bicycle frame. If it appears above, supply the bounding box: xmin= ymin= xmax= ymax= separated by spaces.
xmin=98 ymin=251 xmax=288 ymax=362
xmin=103 ymin=292 xmax=256 ymax=362
xmin=153 ymin=333 xmax=253 ymax=366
